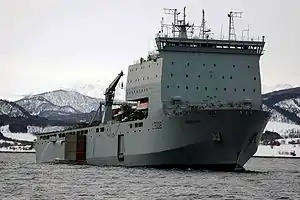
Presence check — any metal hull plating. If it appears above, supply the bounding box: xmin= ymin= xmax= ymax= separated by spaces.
xmin=85 ymin=109 xmax=270 ymax=170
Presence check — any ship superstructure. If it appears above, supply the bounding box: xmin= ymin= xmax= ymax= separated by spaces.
xmin=35 ymin=7 xmax=270 ymax=170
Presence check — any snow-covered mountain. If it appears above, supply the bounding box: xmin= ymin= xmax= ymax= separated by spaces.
xmin=262 ymin=87 xmax=300 ymax=125
xmin=20 ymin=89 xmax=101 ymax=113
xmin=0 ymin=99 xmax=31 ymax=118
xmin=15 ymin=95 xmax=80 ymax=116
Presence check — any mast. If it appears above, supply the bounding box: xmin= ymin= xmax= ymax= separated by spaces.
xmin=199 ymin=9 xmax=211 ymax=39
xmin=228 ymin=11 xmax=243 ymax=40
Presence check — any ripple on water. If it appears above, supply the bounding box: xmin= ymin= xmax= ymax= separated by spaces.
xmin=0 ymin=154 xmax=299 ymax=199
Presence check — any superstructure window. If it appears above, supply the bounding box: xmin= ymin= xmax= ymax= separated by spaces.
xmin=96 ymin=128 xmax=99 ymax=133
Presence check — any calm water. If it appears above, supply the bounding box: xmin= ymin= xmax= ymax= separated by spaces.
xmin=0 ymin=154 xmax=299 ymax=200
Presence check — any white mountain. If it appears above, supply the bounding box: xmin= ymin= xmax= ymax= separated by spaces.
xmin=19 ymin=89 xmax=101 ymax=114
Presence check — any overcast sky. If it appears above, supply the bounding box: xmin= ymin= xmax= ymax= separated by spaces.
xmin=0 ymin=0 xmax=299 ymax=100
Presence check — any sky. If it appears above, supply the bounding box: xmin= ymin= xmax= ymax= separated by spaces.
xmin=0 ymin=0 xmax=299 ymax=100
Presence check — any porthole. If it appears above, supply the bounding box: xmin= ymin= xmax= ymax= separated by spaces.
xmin=171 ymin=73 xmax=173 ymax=77
xmin=198 ymin=75 xmax=200 ymax=78
xmin=210 ymin=75 xmax=213 ymax=79
xmin=205 ymin=87 xmax=208 ymax=91
xmin=216 ymin=88 xmax=218 ymax=91
xmin=196 ymin=86 xmax=199 ymax=90
xmin=253 ymin=89 xmax=256 ymax=92
xmin=243 ymin=89 xmax=246 ymax=92
xmin=187 ymin=62 xmax=190 ymax=66
xmin=186 ymin=74 xmax=188 ymax=78
xmin=230 ymin=76 xmax=232 ymax=79
xmin=234 ymin=88 xmax=237 ymax=92
xmin=156 ymin=75 xmax=158 ymax=78
xmin=233 ymin=65 xmax=235 ymax=68
xmin=177 ymin=85 xmax=180 ymax=88
xmin=222 ymin=76 xmax=225 ymax=79
xmin=254 ymin=77 xmax=257 ymax=80
xmin=248 ymin=65 xmax=250 ymax=68
xmin=149 ymin=65 xmax=151 ymax=68
xmin=186 ymin=86 xmax=188 ymax=90
xmin=172 ymin=62 xmax=174 ymax=65
xmin=213 ymin=64 xmax=216 ymax=67
xmin=224 ymin=88 xmax=227 ymax=91
xmin=167 ymin=85 xmax=170 ymax=88
xmin=203 ymin=64 xmax=206 ymax=67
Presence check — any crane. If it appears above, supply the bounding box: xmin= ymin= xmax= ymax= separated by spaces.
xmin=101 ymin=71 xmax=124 ymax=124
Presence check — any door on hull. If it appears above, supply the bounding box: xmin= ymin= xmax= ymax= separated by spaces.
xmin=117 ymin=134 xmax=125 ymax=162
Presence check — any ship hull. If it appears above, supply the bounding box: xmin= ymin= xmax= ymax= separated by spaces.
xmin=86 ymin=109 xmax=270 ymax=170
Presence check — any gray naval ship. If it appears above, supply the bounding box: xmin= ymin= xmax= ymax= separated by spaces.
xmin=35 ymin=7 xmax=270 ymax=170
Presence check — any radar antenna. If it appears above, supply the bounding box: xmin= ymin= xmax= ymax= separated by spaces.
xmin=228 ymin=11 xmax=243 ymax=40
